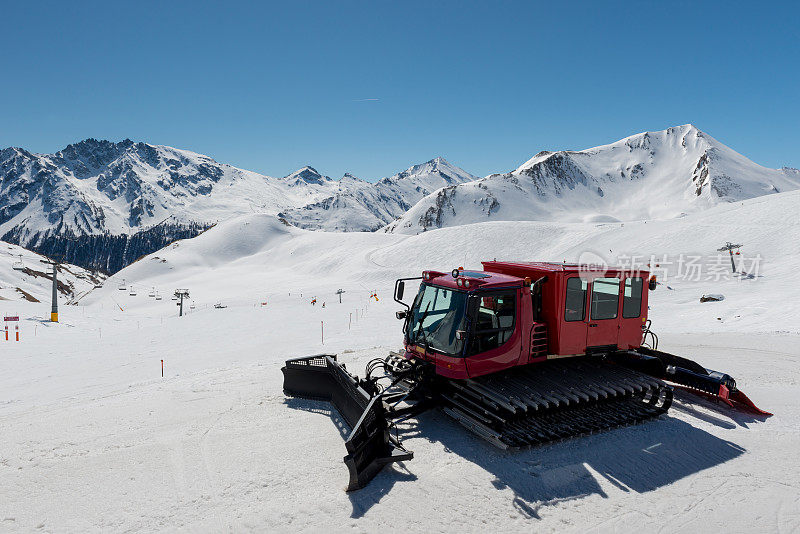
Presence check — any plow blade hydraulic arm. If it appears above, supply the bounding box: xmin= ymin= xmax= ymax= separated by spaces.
xmin=613 ymin=348 xmax=771 ymax=416
xmin=281 ymin=354 xmax=413 ymax=491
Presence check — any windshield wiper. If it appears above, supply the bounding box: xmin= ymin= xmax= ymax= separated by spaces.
xmin=414 ymin=302 xmax=432 ymax=353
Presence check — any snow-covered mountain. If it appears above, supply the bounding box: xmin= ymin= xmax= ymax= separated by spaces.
xmin=0 ymin=140 xmax=339 ymax=272
xmin=385 ymin=125 xmax=800 ymax=233
xmin=0 ymin=140 xmax=331 ymax=236
xmin=278 ymin=157 xmax=477 ymax=231
xmin=0 ymin=139 xmax=475 ymax=271
xmin=3 ymin=126 xmax=796 ymax=270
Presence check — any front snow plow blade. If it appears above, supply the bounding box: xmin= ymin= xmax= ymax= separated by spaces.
xmin=343 ymin=394 xmax=413 ymax=491
xmin=282 ymin=354 xmax=413 ymax=491
xmin=613 ymin=348 xmax=772 ymax=416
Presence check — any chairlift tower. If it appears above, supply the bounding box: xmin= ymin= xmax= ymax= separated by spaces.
xmin=40 ymin=258 xmax=60 ymax=322
xmin=336 ymin=288 xmax=345 ymax=303
xmin=717 ymin=242 xmax=743 ymax=273
xmin=174 ymin=289 xmax=190 ymax=317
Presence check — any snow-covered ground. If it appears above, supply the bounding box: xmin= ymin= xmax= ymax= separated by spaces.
xmin=1 ymin=189 xmax=799 ymax=532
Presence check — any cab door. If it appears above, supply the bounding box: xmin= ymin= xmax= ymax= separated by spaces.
xmin=586 ymin=277 xmax=621 ymax=348
xmin=618 ymin=276 xmax=645 ymax=349
xmin=559 ymin=276 xmax=589 ymax=355
xmin=464 ymin=290 xmax=521 ymax=377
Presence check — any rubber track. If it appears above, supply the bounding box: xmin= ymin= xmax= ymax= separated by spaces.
xmin=439 ymin=358 xmax=673 ymax=449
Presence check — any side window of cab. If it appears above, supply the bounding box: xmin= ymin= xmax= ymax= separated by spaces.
xmin=565 ymin=277 xmax=587 ymax=321
xmin=590 ymin=277 xmax=621 ymax=320
xmin=623 ymin=277 xmax=644 ymax=318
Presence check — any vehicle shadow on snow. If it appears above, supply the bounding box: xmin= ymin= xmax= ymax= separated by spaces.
xmin=284 ymin=397 xmax=352 ymax=439
xmin=401 ymin=411 xmax=746 ymax=520
xmin=347 ymin=464 xmax=418 ymax=518
xmin=671 ymin=389 xmax=771 ymax=429
xmin=283 ymin=397 xmax=419 ymax=515
xmin=283 ymin=398 xmax=746 ymax=520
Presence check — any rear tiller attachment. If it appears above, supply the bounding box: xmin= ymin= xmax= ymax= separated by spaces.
xmin=612 ymin=348 xmax=771 ymax=415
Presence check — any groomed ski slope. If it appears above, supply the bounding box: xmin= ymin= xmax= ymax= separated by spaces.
xmin=1 ymin=190 xmax=799 ymax=532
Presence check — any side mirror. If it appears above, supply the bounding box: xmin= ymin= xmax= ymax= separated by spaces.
xmin=396 ymin=310 xmax=408 ymax=320
xmin=396 ymin=281 xmax=405 ymax=301
xmin=648 ymin=276 xmax=657 ymax=290
xmin=455 ymin=330 xmax=466 ymax=340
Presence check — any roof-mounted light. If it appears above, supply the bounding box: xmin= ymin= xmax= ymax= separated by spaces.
xmin=423 ymin=270 xmax=445 ymax=282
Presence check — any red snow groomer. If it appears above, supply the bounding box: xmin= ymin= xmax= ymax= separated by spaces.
xmin=282 ymin=261 xmax=769 ymax=491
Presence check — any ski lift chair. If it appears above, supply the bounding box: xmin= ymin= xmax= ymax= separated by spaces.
xmin=12 ymin=255 xmax=25 ymax=271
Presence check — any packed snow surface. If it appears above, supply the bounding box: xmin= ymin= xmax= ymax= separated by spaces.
xmin=1 ymin=189 xmax=799 ymax=532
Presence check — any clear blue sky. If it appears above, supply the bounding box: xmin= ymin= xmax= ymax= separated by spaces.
xmin=1 ymin=1 xmax=798 ymax=180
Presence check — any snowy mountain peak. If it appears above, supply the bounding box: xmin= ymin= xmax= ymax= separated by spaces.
xmin=284 ymin=166 xmax=331 ymax=186
xmin=0 ymin=146 xmax=32 ymax=160
xmin=382 ymin=156 xmax=474 ymax=186
xmin=59 ymin=137 xmax=135 ymax=155
xmin=278 ymin=157 xmax=478 ymax=232
xmin=340 ymin=173 xmax=365 ymax=183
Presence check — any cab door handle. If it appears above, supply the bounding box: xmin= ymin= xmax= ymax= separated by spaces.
xmin=588 ymin=324 xmax=598 ymax=327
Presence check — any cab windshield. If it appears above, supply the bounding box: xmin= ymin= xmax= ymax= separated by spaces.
xmin=407 ymin=284 xmax=468 ymax=355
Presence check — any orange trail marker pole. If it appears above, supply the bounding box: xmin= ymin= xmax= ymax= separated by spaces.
xmin=321 ymin=321 xmax=324 ymax=345
xmin=161 ymin=359 xmax=164 ymax=378
xmin=15 ymin=325 xmax=19 ymax=341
